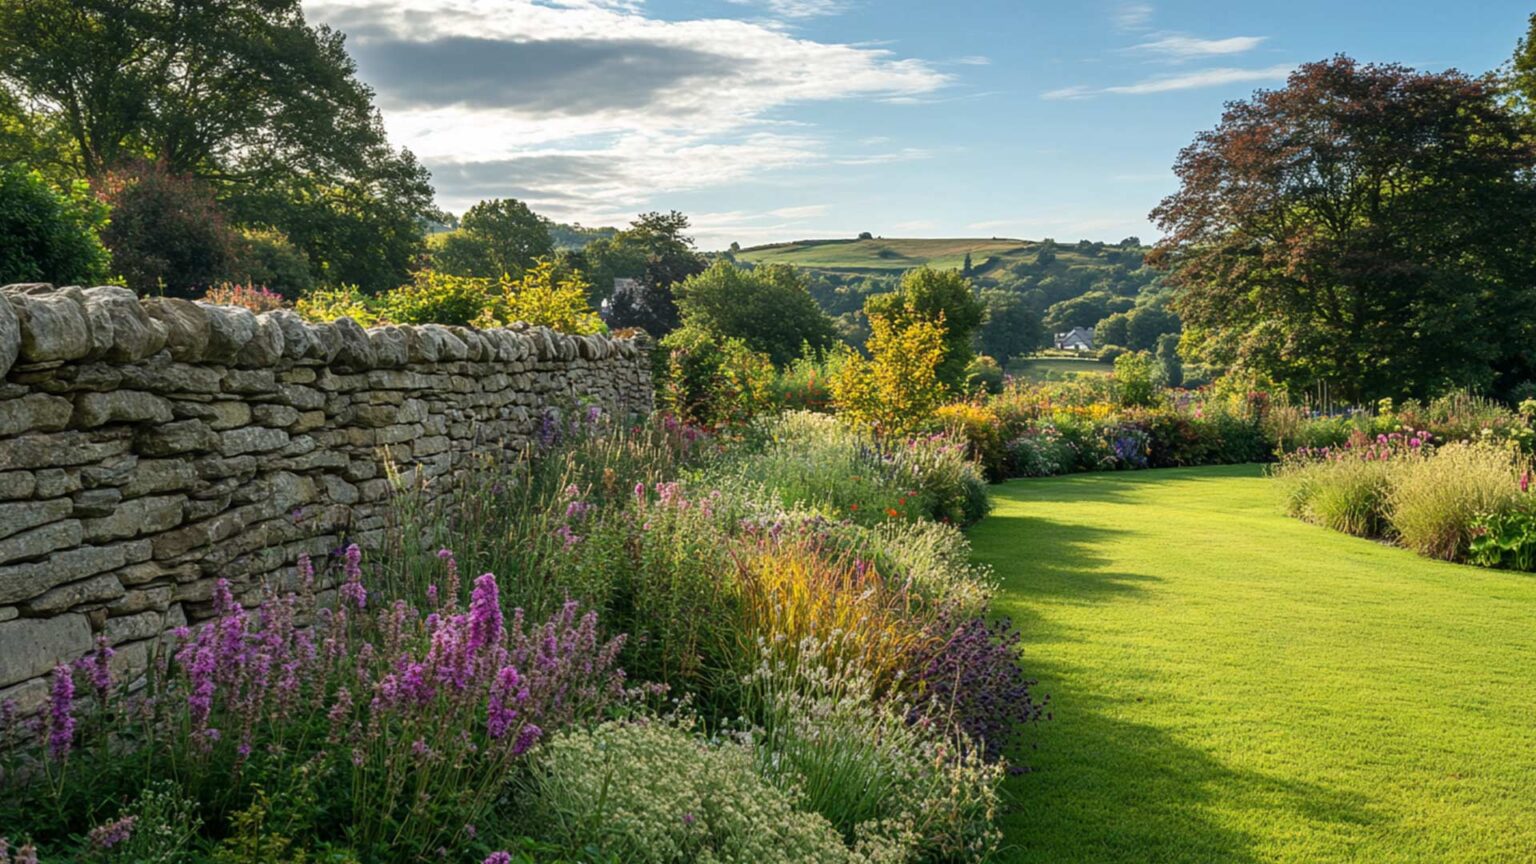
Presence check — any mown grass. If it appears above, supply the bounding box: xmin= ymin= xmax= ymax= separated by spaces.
xmin=1006 ymin=355 xmax=1109 ymax=381
xmin=972 ymin=465 xmax=1536 ymax=863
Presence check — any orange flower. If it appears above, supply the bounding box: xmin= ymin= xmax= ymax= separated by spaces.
xmin=849 ymin=504 xmax=859 ymax=511
xmin=885 ymin=508 xmax=899 ymax=518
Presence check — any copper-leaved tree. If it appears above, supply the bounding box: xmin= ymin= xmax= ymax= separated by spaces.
xmin=1150 ymin=56 xmax=1536 ymax=402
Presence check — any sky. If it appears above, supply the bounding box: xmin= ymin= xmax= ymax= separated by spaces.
xmin=303 ymin=0 xmax=1534 ymax=249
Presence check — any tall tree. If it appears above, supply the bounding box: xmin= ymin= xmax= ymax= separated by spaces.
xmin=434 ymin=199 xmax=554 ymax=279
xmin=593 ymin=211 xmax=707 ymax=335
xmin=671 ymin=262 xmax=838 ymax=366
xmin=978 ymin=288 xmax=1043 ymax=363
xmin=0 ymin=0 xmax=437 ymax=292
xmin=1151 ymin=56 xmax=1536 ymax=400
xmin=865 ymin=266 xmax=984 ymax=389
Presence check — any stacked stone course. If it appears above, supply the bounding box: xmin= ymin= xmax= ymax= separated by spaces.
xmin=0 ymin=283 xmax=652 ymax=718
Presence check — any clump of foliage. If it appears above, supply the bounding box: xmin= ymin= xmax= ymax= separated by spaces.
xmin=1151 ymin=56 xmax=1536 ymax=402
xmin=226 ymin=228 xmax=314 ymax=299
xmin=477 ymin=259 xmax=604 ymax=334
xmin=524 ymin=719 xmax=852 ymax=863
xmin=292 ymin=262 xmax=603 ymax=333
xmin=832 ymin=303 xmax=949 ymax=438
xmin=0 ymin=164 xmax=110 ymax=285
xmin=864 ymin=266 xmax=983 ymax=390
xmin=95 ymin=160 xmax=235 ymax=297
xmin=1387 ymin=442 xmax=1524 ymax=560
xmin=433 ymin=198 xmax=554 ymax=280
xmin=671 ymin=262 xmax=838 ymax=366
xmin=660 ymin=329 xmax=777 ymax=428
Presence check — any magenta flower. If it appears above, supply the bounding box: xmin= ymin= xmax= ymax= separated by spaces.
xmin=47 ymin=662 xmax=75 ymax=760
xmin=484 ymin=854 xmax=513 ymax=864
xmin=468 ymin=573 xmax=503 ymax=655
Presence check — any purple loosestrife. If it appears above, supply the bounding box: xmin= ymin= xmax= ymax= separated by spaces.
xmin=339 ymin=543 xmax=367 ymax=610
xmin=47 ymin=663 xmax=74 ymax=760
xmin=87 ymin=815 xmax=136 ymax=850
xmin=74 ymin=634 xmax=114 ymax=702
xmin=484 ymin=853 xmax=513 ymax=864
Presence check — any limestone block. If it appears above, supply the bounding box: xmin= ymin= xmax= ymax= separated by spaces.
xmin=81 ymin=494 xmax=185 ymax=542
xmin=22 ymin=573 xmax=125 ymax=615
xmin=8 ymin=290 xmax=91 ymax=362
xmin=0 ymin=614 xmax=91 ymax=687
xmin=0 ymin=392 xmax=73 ymax=435
xmin=71 ymin=390 xmax=173 ymax=428
xmin=143 ymin=298 xmax=210 ymax=362
xmin=0 ymin=519 xmax=81 ymax=565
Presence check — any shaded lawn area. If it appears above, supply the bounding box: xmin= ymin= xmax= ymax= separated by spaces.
xmin=973 ymin=465 xmax=1536 ymax=863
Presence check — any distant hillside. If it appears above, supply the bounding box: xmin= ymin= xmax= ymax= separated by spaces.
xmin=735 ymin=236 xmax=1147 ymax=276
xmin=733 ymin=235 xmax=1175 ymax=361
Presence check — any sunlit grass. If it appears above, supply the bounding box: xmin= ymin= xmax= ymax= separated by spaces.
xmin=973 ymin=465 xmax=1536 ymax=863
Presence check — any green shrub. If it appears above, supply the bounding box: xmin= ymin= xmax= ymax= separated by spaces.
xmin=888 ymin=432 xmax=991 ymax=525
xmin=96 ymin=160 xmax=235 ymax=296
xmin=374 ymin=268 xmax=492 ymax=326
xmin=1274 ymin=456 xmax=1396 ymax=537
xmin=1387 ymin=443 xmax=1524 ymax=559
xmin=295 ymin=284 xmax=377 ymax=325
xmin=525 ymin=719 xmax=853 ymax=863
xmin=227 ymin=228 xmax=314 ymax=298
xmin=0 ymin=163 xmax=111 ymax=285
xmin=1468 ymin=502 xmax=1536 ymax=571
xmin=699 ymin=412 xmax=915 ymax=525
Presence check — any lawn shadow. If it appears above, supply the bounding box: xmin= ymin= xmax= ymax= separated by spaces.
xmin=999 ymin=655 xmax=1381 ymax=864
xmin=971 ymin=513 xmax=1159 ymax=608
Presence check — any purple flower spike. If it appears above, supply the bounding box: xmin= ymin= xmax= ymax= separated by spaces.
xmin=47 ymin=662 xmax=75 ymax=760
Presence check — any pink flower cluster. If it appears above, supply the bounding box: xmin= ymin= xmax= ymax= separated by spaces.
xmin=1291 ymin=429 xmax=1435 ymax=463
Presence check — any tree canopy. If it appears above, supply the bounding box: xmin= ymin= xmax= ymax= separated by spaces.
xmin=672 ymin=262 xmax=838 ymax=366
xmin=865 ymin=267 xmax=984 ymax=389
xmin=1151 ymin=56 xmax=1536 ymax=400
xmin=434 ymin=199 xmax=555 ymax=280
xmin=0 ymin=0 xmax=437 ymax=292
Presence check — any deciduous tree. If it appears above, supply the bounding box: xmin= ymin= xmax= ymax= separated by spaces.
xmin=1151 ymin=56 xmax=1536 ymax=400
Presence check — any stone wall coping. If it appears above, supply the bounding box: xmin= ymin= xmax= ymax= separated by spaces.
xmin=0 ymin=283 xmax=653 ymax=380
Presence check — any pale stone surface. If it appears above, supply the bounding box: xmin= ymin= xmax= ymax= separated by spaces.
xmin=0 ymin=285 xmax=652 ymax=723
xmin=0 ymin=519 xmax=82 ymax=565
xmin=22 ymin=573 xmax=125 ymax=614
xmin=9 ymin=291 xmax=91 ymax=362
xmin=0 ymin=287 xmax=19 ymax=379
xmin=81 ymin=494 xmax=185 ymax=542
xmin=0 ymin=614 xmax=91 ymax=687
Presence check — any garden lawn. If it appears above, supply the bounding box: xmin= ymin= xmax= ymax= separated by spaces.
xmin=974 ymin=465 xmax=1536 ymax=864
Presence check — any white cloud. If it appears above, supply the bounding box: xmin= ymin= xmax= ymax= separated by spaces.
xmin=1043 ymin=64 xmax=1293 ymax=100
xmin=1132 ymin=34 xmax=1266 ymax=59
xmin=304 ymin=0 xmax=948 ymax=215
xmin=1113 ymin=2 xmax=1154 ymax=31
xmin=728 ymin=0 xmax=851 ymax=18
xmin=953 ymin=55 xmax=991 ymax=65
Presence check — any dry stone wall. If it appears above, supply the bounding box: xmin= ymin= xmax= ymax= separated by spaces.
xmin=0 ymin=283 xmax=652 ymax=717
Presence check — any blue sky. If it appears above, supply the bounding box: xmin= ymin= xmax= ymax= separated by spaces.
xmin=305 ymin=0 xmax=1532 ymax=249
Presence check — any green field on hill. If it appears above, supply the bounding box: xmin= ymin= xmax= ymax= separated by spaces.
xmin=737 ymin=237 xmax=1069 ymax=274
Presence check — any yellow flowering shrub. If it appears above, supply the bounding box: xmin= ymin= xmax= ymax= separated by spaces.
xmin=295 ymin=284 xmax=378 ymax=325
xmin=832 ymin=305 xmax=948 ymax=438
xmin=477 ymin=259 xmax=603 ymax=335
